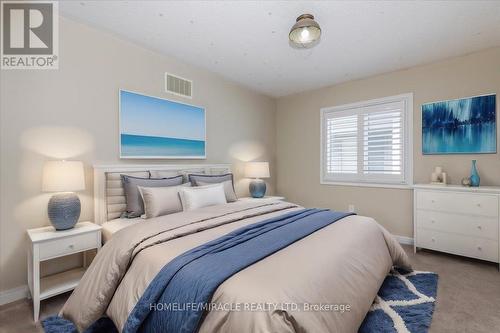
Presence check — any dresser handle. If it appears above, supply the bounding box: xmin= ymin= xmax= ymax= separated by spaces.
xmin=477 ymin=225 xmax=482 ymax=230
xmin=477 ymin=246 xmax=482 ymax=251
xmin=68 ymin=244 xmax=74 ymax=249
xmin=431 ymin=238 xmax=436 ymax=242
xmin=431 ymin=219 xmax=435 ymax=224
xmin=431 ymin=200 xmax=435 ymax=203
xmin=477 ymin=203 xmax=481 ymax=207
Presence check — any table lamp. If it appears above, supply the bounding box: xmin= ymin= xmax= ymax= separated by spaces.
xmin=245 ymin=162 xmax=270 ymax=198
xmin=42 ymin=160 xmax=85 ymax=230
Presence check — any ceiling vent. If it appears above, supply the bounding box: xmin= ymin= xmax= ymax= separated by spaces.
xmin=165 ymin=73 xmax=192 ymax=98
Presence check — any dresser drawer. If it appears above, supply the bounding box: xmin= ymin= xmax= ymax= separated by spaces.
xmin=39 ymin=232 xmax=98 ymax=260
xmin=417 ymin=228 xmax=499 ymax=262
xmin=416 ymin=190 xmax=499 ymax=217
xmin=416 ymin=210 xmax=499 ymax=241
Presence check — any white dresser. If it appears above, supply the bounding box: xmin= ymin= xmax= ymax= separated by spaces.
xmin=414 ymin=184 xmax=500 ymax=267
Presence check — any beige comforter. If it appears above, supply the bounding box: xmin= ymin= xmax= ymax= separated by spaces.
xmin=61 ymin=200 xmax=410 ymax=333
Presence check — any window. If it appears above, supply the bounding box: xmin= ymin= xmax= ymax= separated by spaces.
xmin=321 ymin=94 xmax=413 ymax=187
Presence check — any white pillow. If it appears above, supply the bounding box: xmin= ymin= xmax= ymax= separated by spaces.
xmin=179 ymin=183 xmax=227 ymax=211
xmin=196 ymin=179 xmax=238 ymax=202
xmin=138 ymin=183 xmax=190 ymax=219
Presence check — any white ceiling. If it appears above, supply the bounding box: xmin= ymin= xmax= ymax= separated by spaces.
xmin=60 ymin=1 xmax=500 ymax=97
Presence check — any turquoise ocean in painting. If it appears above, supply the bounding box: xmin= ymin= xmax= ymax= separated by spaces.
xmin=120 ymin=90 xmax=206 ymax=158
xmin=121 ymin=134 xmax=205 ymax=157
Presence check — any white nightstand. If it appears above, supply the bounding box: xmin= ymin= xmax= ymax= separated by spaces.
xmin=27 ymin=221 xmax=101 ymax=321
xmin=239 ymin=196 xmax=286 ymax=201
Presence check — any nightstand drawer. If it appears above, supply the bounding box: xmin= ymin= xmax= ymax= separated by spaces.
xmin=39 ymin=232 xmax=98 ymax=260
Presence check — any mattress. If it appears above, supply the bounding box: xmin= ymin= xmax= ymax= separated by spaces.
xmin=61 ymin=200 xmax=411 ymax=332
xmin=101 ymin=217 xmax=141 ymax=242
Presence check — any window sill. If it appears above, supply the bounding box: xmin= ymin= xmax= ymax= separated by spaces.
xmin=320 ymin=180 xmax=413 ymax=190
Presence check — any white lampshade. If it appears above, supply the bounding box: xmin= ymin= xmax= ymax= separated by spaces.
xmin=245 ymin=162 xmax=270 ymax=179
xmin=42 ymin=160 xmax=85 ymax=192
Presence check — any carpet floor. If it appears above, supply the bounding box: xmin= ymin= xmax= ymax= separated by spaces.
xmin=1 ymin=245 xmax=499 ymax=333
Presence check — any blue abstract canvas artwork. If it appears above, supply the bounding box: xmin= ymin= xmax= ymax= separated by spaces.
xmin=120 ymin=90 xmax=206 ymax=158
xmin=422 ymin=94 xmax=496 ymax=154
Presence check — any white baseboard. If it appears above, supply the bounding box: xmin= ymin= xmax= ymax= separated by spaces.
xmin=0 ymin=285 xmax=29 ymax=306
xmin=394 ymin=235 xmax=414 ymax=246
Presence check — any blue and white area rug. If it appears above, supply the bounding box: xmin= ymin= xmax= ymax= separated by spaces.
xmin=359 ymin=269 xmax=438 ymax=333
xmin=43 ymin=269 xmax=438 ymax=333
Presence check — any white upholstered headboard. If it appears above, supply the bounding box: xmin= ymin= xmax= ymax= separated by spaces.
xmin=93 ymin=164 xmax=232 ymax=225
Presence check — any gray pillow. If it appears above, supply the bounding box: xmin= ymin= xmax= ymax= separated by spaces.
xmin=138 ymin=183 xmax=191 ymax=219
xmin=121 ymin=174 xmax=183 ymax=218
xmin=189 ymin=173 xmax=237 ymax=202
xmin=180 ymin=169 xmax=206 ymax=182
xmin=149 ymin=170 xmax=180 ymax=179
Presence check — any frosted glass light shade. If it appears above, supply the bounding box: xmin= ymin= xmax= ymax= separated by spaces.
xmin=289 ymin=14 xmax=321 ymax=48
xmin=245 ymin=162 xmax=270 ymax=179
xmin=42 ymin=160 xmax=85 ymax=192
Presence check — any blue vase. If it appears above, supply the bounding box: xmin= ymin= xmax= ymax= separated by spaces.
xmin=470 ymin=160 xmax=480 ymax=187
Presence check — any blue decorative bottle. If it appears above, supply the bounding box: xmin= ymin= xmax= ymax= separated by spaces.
xmin=470 ymin=160 xmax=480 ymax=187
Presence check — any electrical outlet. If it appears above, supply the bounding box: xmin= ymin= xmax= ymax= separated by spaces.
xmin=348 ymin=204 xmax=355 ymax=213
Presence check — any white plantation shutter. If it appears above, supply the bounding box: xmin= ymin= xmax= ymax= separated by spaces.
xmin=363 ymin=101 xmax=404 ymax=181
xmin=321 ymin=94 xmax=412 ymax=185
xmin=326 ymin=115 xmax=358 ymax=174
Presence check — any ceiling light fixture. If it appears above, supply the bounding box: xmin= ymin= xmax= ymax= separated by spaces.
xmin=289 ymin=14 xmax=321 ymax=48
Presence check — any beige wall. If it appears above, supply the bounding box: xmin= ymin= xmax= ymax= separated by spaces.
xmin=0 ymin=17 xmax=276 ymax=293
xmin=276 ymin=47 xmax=500 ymax=238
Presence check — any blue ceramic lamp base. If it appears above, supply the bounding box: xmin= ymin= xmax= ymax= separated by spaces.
xmin=249 ymin=179 xmax=267 ymax=198
xmin=48 ymin=192 xmax=81 ymax=230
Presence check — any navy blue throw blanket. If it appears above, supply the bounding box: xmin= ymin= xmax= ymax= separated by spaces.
xmin=124 ymin=208 xmax=353 ymax=333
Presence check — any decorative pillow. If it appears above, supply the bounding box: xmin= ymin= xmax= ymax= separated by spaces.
xmin=197 ymin=180 xmax=237 ymax=202
xmin=149 ymin=170 xmax=180 ymax=179
xmin=180 ymin=169 xmax=206 ymax=182
xmin=121 ymin=174 xmax=183 ymax=218
xmin=179 ymin=183 xmax=227 ymax=211
xmin=189 ymin=173 xmax=237 ymax=202
xmin=138 ymin=183 xmax=190 ymax=219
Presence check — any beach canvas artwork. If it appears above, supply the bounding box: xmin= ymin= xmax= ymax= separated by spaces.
xmin=120 ymin=90 xmax=206 ymax=158
xmin=422 ymin=94 xmax=496 ymax=154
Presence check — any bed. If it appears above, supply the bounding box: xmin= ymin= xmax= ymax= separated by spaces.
xmin=101 ymin=218 xmax=139 ymax=242
xmin=60 ymin=164 xmax=411 ymax=333
xmin=96 ymin=164 xmax=233 ymax=242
